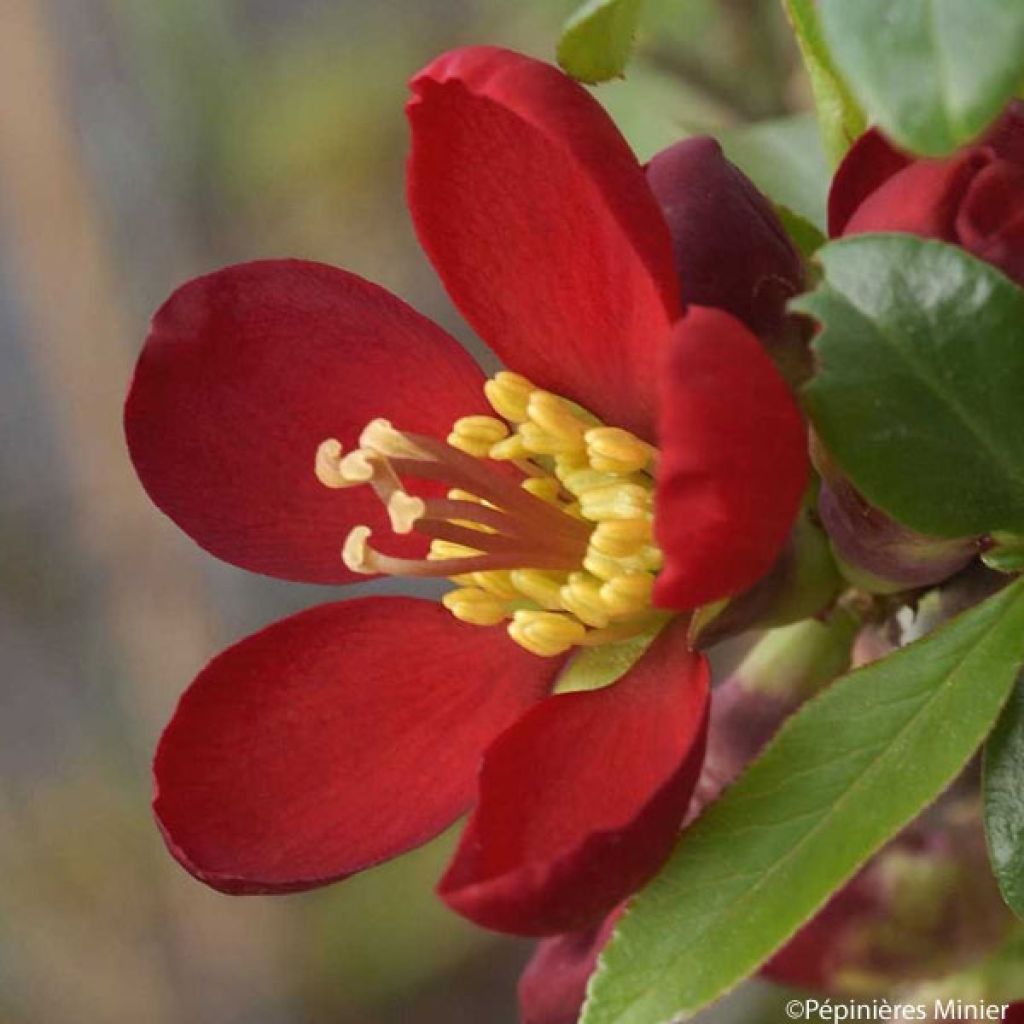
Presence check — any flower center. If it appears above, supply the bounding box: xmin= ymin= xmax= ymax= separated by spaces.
xmin=315 ymin=372 xmax=664 ymax=657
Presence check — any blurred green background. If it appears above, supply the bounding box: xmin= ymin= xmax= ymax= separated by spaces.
xmin=0 ymin=1 xmax=818 ymax=1020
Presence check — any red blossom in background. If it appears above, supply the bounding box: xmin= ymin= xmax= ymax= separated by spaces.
xmin=812 ymin=103 xmax=1024 ymax=591
xmin=125 ymin=46 xmax=807 ymax=937
xmin=830 ymin=101 xmax=1024 ymax=284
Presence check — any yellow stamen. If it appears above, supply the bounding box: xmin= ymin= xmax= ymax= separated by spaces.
xmin=342 ymin=526 xmax=375 ymax=574
xmin=585 ymin=427 xmax=654 ymax=474
xmin=518 ymin=420 xmax=581 ymax=456
xmin=448 ymin=415 xmax=509 ymax=457
xmin=508 ymin=610 xmax=586 ymax=657
xmin=316 ymin=372 xmax=664 ymax=657
xmin=442 ymin=587 xmax=508 ymax=626
xmin=579 ymin=483 xmax=651 ymax=522
xmin=559 ymin=574 xmax=611 ymax=629
xmin=526 ymin=391 xmax=587 ymax=446
xmin=560 ymin=467 xmax=624 ymax=497
xmin=360 ymin=418 xmax=426 ymax=458
xmin=489 ymin=435 xmax=531 ymax=461
xmin=590 ymin=519 xmax=652 ymax=558
xmin=315 ymin=438 xmax=349 ymax=488
xmin=338 ymin=449 xmax=376 ymax=484
xmin=509 ymin=569 xmax=565 ymax=610
xmin=522 ymin=477 xmax=562 ymax=503
xmin=600 ymin=572 xmax=655 ymax=616
xmin=387 ymin=492 xmax=425 ymax=534
xmin=484 ymin=371 xmax=534 ymax=422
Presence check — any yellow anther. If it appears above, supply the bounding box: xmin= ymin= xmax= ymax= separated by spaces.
xmin=600 ymin=572 xmax=655 ymax=615
xmin=469 ymin=571 xmax=522 ymax=600
xmin=338 ymin=449 xmax=377 ymax=484
xmin=448 ymin=415 xmax=509 ymax=457
xmin=508 ymin=610 xmax=586 ymax=657
xmin=447 ymin=488 xmax=482 ymax=503
xmin=342 ymin=526 xmax=375 ymax=574
xmin=387 ymin=492 xmax=425 ymax=534
xmin=640 ymin=545 xmax=664 ymax=571
xmin=489 ymin=434 xmax=531 ymax=461
xmin=554 ymin=451 xmax=590 ymax=476
xmin=509 ymin=569 xmax=566 ymax=610
xmin=527 ymin=391 xmax=587 ymax=444
xmin=583 ymin=549 xmax=628 ymax=581
xmin=584 ymin=427 xmax=653 ymax=474
xmin=522 ymin=477 xmax=561 ymax=502
xmin=590 ymin=519 xmax=652 ymax=558
xmin=559 ymin=467 xmax=624 ymax=496
xmin=559 ymin=575 xmax=611 ymax=629
xmin=315 ymin=439 xmax=349 ymax=488
xmin=429 ymin=538 xmax=483 ymax=560
xmin=359 ymin=418 xmax=425 ymax=458
xmin=579 ymin=483 xmax=652 ymax=522
xmin=484 ymin=371 xmax=535 ymax=422
xmin=518 ymin=421 xmax=581 ymax=456
xmin=442 ymin=587 xmax=508 ymax=626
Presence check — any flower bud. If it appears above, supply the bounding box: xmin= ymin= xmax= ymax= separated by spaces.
xmin=815 ymin=458 xmax=979 ymax=593
xmin=830 ymin=101 xmax=1024 ymax=286
xmin=646 ymin=137 xmax=805 ymax=347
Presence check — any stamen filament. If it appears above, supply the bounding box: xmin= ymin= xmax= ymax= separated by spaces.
xmin=390 ymin=441 xmax=590 ymax=543
xmin=348 ymin=539 xmax=585 ymax=578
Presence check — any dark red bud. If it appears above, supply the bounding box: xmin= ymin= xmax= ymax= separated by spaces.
xmin=818 ymin=476 xmax=979 ymax=591
xmin=811 ymin=438 xmax=979 ymax=591
xmin=646 ymin=137 xmax=805 ymax=345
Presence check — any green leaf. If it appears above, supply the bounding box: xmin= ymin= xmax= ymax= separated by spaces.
xmin=775 ymin=204 xmax=826 ymax=260
xmin=557 ymin=0 xmax=645 ymax=85
xmin=798 ymin=235 xmax=1024 ymax=538
xmin=819 ymin=0 xmax=1024 ymax=156
xmin=985 ymin=675 xmax=1024 ymax=919
xmin=581 ymin=577 xmax=1024 ymax=1024
xmin=781 ymin=0 xmax=866 ymax=165
xmin=983 ymin=534 xmax=1024 ymax=574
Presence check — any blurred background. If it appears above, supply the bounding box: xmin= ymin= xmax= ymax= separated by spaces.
xmin=0 ymin=1 xmax=824 ymax=1020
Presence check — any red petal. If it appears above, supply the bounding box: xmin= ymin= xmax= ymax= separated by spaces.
xmin=653 ymin=308 xmax=808 ymax=610
xmin=519 ymin=909 xmax=621 ymax=1024
xmin=841 ymin=148 xmax=990 ymax=241
xmin=125 ymin=260 xmax=488 ymax=583
xmin=154 ymin=597 xmax=558 ymax=894
xmin=407 ymin=46 xmax=678 ymax=441
xmin=438 ymin=620 xmax=709 ymax=936
xmin=827 ymin=128 xmax=912 ymax=236
xmin=957 ymin=158 xmax=1024 ymax=286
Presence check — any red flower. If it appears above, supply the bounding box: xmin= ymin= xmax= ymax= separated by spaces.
xmin=829 ymin=101 xmax=1024 ymax=284
xmin=125 ymin=46 xmax=807 ymax=936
